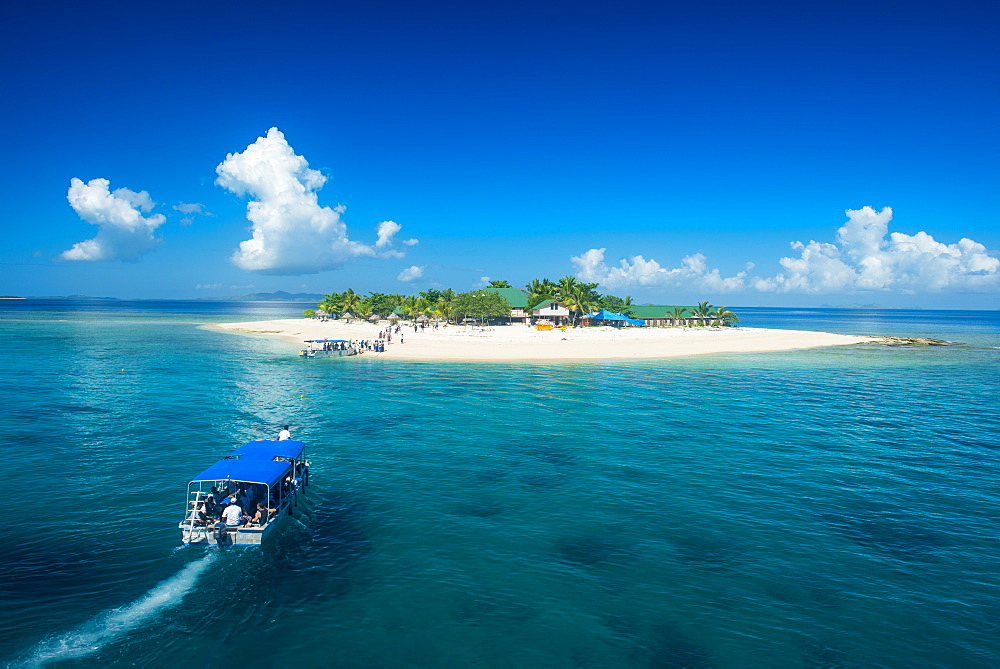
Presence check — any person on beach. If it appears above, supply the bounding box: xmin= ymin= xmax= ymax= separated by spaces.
xmin=222 ymin=497 xmax=244 ymax=526
xmin=278 ymin=425 xmax=291 ymax=440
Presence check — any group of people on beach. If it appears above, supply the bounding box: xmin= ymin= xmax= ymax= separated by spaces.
xmin=302 ymin=321 xmax=440 ymax=358
xmin=353 ymin=324 xmax=417 ymax=353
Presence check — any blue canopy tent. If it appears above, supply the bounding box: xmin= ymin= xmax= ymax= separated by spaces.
xmin=587 ymin=309 xmax=646 ymax=327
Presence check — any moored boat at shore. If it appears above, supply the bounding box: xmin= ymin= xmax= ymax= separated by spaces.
xmin=180 ymin=439 xmax=310 ymax=545
xmin=299 ymin=339 xmax=354 ymax=357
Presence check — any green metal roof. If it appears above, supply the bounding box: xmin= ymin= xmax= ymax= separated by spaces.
xmin=531 ymin=298 xmax=567 ymax=311
xmin=627 ymin=305 xmax=697 ymax=318
xmin=482 ymin=287 xmax=528 ymax=308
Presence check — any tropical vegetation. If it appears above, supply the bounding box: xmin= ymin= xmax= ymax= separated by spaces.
xmin=310 ymin=280 xmax=738 ymax=327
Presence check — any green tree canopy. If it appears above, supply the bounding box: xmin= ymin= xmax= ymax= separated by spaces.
xmin=452 ymin=290 xmax=512 ymax=323
xmin=487 ymin=280 xmax=512 ymax=288
xmin=318 ymin=292 xmax=342 ymax=314
xmin=365 ymin=292 xmax=398 ymax=317
xmin=419 ymin=289 xmax=442 ymax=304
xmin=598 ymin=294 xmax=635 ymax=316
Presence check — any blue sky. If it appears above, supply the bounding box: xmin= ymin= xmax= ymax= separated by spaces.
xmin=1 ymin=0 xmax=998 ymax=307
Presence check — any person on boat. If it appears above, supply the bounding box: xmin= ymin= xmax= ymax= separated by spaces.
xmin=203 ymin=491 xmax=219 ymax=517
xmin=251 ymin=502 xmax=276 ymax=526
xmin=191 ymin=500 xmax=213 ymax=526
xmin=221 ymin=497 xmax=244 ymax=527
xmin=278 ymin=425 xmax=291 ymax=440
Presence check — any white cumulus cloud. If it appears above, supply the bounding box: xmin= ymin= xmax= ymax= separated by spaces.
xmin=571 ymin=206 xmax=1000 ymax=295
xmin=59 ymin=178 xmax=166 ymax=262
xmin=376 ymin=220 xmax=402 ymax=247
xmin=572 ymin=248 xmax=752 ymax=293
xmin=215 ymin=127 xmax=415 ymax=275
xmin=397 ymin=265 xmax=425 ymax=282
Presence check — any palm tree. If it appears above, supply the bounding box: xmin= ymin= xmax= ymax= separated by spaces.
xmin=556 ymin=275 xmax=579 ymax=300
xmin=354 ymin=301 xmax=374 ymax=319
xmin=562 ymin=284 xmax=599 ymax=326
xmin=340 ymin=288 xmax=362 ymax=316
xmin=487 ymin=280 xmax=512 ymax=288
xmin=692 ymin=301 xmax=715 ymax=327
xmin=434 ymin=298 xmax=453 ymax=324
xmin=670 ymin=306 xmax=688 ymax=327
xmin=524 ymin=278 xmax=553 ymax=295
xmin=525 ymin=278 xmax=555 ymax=311
xmin=621 ymin=295 xmax=635 ymax=316
xmin=714 ymin=306 xmax=740 ymax=326
xmin=401 ymin=295 xmax=419 ymax=321
xmin=433 ymin=289 xmax=455 ymax=323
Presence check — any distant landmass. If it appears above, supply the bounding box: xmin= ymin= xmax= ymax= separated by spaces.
xmin=28 ymin=294 xmax=120 ymax=300
xmin=819 ymin=303 xmax=896 ymax=309
xmin=196 ymin=291 xmax=324 ymax=302
xmin=16 ymin=292 xmax=321 ymax=302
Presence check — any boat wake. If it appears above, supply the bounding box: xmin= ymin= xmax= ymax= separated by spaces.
xmin=17 ymin=552 xmax=217 ymax=667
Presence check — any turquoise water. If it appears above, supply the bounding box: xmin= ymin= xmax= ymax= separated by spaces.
xmin=2 ymin=301 xmax=999 ymax=667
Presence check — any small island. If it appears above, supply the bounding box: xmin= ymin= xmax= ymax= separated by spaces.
xmin=210 ymin=278 xmax=878 ymax=360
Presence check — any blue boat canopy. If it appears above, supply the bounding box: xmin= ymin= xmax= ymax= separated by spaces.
xmin=229 ymin=439 xmax=305 ymax=461
xmin=190 ymin=457 xmax=292 ymax=487
xmin=303 ymin=339 xmax=349 ymax=343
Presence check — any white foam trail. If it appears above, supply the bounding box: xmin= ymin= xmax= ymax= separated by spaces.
xmin=19 ymin=552 xmax=217 ymax=667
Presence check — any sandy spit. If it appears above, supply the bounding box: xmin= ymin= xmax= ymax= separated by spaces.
xmin=205 ymin=319 xmax=875 ymax=361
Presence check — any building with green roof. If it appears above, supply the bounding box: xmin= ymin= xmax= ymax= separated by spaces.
xmin=482 ymin=287 xmax=530 ymax=322
xmin=625 ymin=305 xmax=714 ymax=326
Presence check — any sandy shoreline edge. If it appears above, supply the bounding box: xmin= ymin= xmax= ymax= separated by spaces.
xmin=206 ymin=318 xmax=875 ymax=361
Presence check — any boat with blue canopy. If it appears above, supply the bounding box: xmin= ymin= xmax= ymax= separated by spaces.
xmin=299 ymin=339 xmax=354 ymax=357
xmin=179 ymin=439 xmax=310 ymax=545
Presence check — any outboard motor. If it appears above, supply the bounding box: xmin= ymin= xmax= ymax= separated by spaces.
xmin=213 ymin=521 xmax=228 ymax=545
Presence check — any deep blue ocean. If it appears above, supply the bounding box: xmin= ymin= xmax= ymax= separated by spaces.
xmin=1 ymin=300 xmax=998 ymax=667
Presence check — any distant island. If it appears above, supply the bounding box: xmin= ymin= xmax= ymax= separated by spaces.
xmin=12 ymin=291 xmax=323 ymax=302
xmin=24 ymin=294 xmax=120 ymax=300
xmin=819 ymin=302 xmax=890 ymax=309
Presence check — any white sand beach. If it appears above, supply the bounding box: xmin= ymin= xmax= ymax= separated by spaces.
xmin=208 ymin=318 xmax=875 ymax=361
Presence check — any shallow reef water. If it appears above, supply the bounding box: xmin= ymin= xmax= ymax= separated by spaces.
xmin=1 ymin=301 xmax=998 ymax=666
